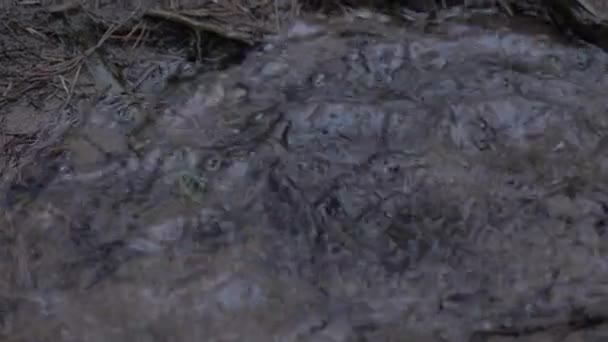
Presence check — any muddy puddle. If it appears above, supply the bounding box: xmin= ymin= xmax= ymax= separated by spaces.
xmin=3 ymin=10 xmax=608 ymax=342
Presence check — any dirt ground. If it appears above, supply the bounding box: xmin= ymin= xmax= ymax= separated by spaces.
xmin=3 ymin=1 xmax=608 ymax=342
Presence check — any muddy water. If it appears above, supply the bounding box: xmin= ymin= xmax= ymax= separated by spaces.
xmin=5 ymin=12 xmax=608 ymax=342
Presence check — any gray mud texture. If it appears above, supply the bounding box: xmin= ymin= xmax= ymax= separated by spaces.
xmin=4 ymin=10 xmax=608 ymax=342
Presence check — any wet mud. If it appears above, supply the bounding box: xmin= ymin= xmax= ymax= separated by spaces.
xmin=3 ymin=10 xmax=608 ymax=342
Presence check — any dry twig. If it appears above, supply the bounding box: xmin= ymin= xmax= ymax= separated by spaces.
xmin=144 ymin=8 xmax=255 ymax=44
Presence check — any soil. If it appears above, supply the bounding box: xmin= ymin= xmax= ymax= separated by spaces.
xmin=2 ymin=3 xmax=608 ymax=342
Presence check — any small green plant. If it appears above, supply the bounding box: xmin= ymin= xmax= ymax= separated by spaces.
xmin=174 ymin=169 xmax=208 ymax=204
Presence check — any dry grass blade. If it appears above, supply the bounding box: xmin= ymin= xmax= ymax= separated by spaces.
xmin=45 ymin=0 xmax=81 ymax=14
